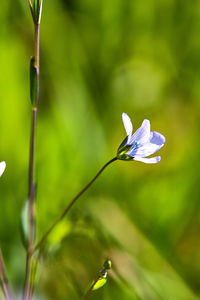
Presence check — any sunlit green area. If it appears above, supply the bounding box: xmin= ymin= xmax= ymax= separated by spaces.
xmin=0 ymin=0 xmax=200 ymax=299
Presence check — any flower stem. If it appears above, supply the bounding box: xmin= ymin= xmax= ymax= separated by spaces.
xmin=33 ymin=157 xmax=117 ymax=252
xmin=0 ymin=249 xmax=14 ymax=300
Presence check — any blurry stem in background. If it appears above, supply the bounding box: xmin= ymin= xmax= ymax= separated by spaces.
xmin=33 ymin=157 xmax=118 ymax=252
xmin=23 ymin=1 xmax=41 ymax=298
xmin=26 ymin=253 xmax=39 ymax=300
xmin=0 ymin=249 xmax=14 ymax=300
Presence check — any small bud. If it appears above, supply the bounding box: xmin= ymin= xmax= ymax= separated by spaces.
xmin=92 ymin=270 xmax=107 ymax=291
xmin=103 ymin=259 xmax=112 ymax=270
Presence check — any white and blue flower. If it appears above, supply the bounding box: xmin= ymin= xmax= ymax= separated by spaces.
xmin=117 ymin=113 xmax=165 ymax=163
xmin=0 ymin=161 xmax=6 ymax=177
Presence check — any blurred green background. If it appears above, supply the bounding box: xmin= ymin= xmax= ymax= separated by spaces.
xmin=0 ymin=0 xmax=200 ymax=299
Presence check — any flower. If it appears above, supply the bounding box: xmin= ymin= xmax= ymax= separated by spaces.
xmin=0 ymin=161 xmax=6 ymax=177
xmin=117 ymin=113 xmax=165 ymax=163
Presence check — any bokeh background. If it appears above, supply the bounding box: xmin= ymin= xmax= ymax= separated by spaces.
xmin=0 ymin=0 xmax=200 ymax=299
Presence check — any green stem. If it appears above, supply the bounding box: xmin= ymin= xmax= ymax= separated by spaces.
xmin=22 ymin=252 xmax=32 ymax=300
xmin=34 ymin=157 xmax=117 ymax=252
xmin=0 ymin=249 xmax=14 ymax=300
xmin=27 ymin=252 xmax=40 ymax=300
xmin=28 ymin=107 xmax=37 ymax=248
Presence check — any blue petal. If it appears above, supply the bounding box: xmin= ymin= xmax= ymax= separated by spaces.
xmin=129 ymin=119 xmax=150 ymax=145
xmin=150 ymin=131 xmax=166 ymax=145
xmin=130 ymin=142 xmax=163 ymax=157
xmin=133 ymin=156 xmax=161 ymax=164
xmin=127 ymin=130 xmax=165 ymax=158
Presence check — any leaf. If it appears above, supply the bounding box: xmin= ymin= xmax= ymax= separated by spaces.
xmin=47 ymin=219 xmax=71 ymax=248
xmin=30 ymin=56 xmax=38 ymax=107
xmin=33 ymin=0 xmax=43 ymax=23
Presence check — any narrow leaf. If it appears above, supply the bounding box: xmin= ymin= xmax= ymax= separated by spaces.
xmin=38 ymin=0 xmax=43 ymax=23
xmin=30 ymin=56 xmax=38 ymax=107
xmin=33 ymin=0 xmax=42 ymax=23
xmin=20 ymin=200 xmax=29 ymax=249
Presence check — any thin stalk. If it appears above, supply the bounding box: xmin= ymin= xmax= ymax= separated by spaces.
xmin=23 ymin=20 xmax=40 ymax=300
xmin=34 ymin=157 xmax=117 ymax=252
xmin=28 ymin=22 xmax=40 ymax=252
xmin=28 ymin=107 xmax=37 ymax=248
xmin=22 ymin=252 xmax=32 ymax=300
xmin=24 ymin=252 xmax=39 ymax=300
xmin=0 ymin=249 xmax=14 ymax=300
xmin=27 ymin=252 xmax=40 ymax=300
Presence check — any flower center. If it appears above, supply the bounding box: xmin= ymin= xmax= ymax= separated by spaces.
xmin=132 ymin=140 xmax=139 ymax=149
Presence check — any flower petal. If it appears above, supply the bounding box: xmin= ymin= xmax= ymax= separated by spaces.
xmin=129 ymin=119 xmax=150 ymax=145
xmin=122 ymin=113 xmax=133 ymax=139
xmin=150 ymin=131 xmax=166 ymax=146
xmin=133 ymin=156 xmax=161 ymax=164
xmin=0 ymin=161 xmax=6 ymax=177
xmin=129 ymin=142 xmax=163 ymax=157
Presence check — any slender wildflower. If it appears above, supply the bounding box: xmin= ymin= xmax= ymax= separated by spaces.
xmin=117 ymin=113 xmax=166 ymax=163
xmin=34 ymin=113 xmax=166 ymax=253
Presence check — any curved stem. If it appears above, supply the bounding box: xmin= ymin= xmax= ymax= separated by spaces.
xmin=34 ymin=157 xmax=117 ymax=252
